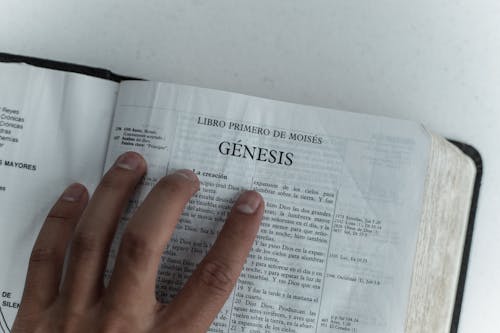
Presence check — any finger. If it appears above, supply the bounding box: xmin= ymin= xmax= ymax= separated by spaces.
xmin=61 ymin=152 xmax=146 ymax=307
xmin=105 ymin=169 xmax=199 ymax=312
xmin=163 ymin=191 xmax=263 ymax=332
xmin=19 ymin=183 xmax=88 ymax=314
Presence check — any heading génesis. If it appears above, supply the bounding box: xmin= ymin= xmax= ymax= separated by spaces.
xmin=218 ymin=141 xmax=294 ymax=166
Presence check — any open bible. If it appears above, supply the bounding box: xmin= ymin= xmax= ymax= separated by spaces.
xmin=0 ymin=55 xmax=481 ymax=333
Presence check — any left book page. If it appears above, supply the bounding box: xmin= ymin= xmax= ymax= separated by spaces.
xmin=0 ymin=63 xmax=118 ymax=331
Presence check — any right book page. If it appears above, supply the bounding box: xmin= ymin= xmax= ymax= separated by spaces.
xmin=104 ymin=81 xmax=432 ymax=333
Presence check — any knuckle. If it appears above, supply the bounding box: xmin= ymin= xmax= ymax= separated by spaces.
xmin=46 ymin=214 xmax=71 ymax=224
xmin=52 ymin=309 xmax=88 ymax=333
xmin=196 ymin=260 xmax=236 ymax=297
xmin=47 ymin=202 xmax=77 ymax=220
xmin=29 ymin=247 xmax=57 ymax=264
xmin=99 ymin=316 xmax=144 ymax=333
xmin=99 ymin=313 xmax=128 ymax=333
xmin=119 ymin=231 xmax=160 ymax=265
xmin=54 ymin=318 xmax=78 ymax=333
xmin=99 ymin=298 xmax=146 ymax=332
xmin=70 ymin=231 xmax=101 ymax=262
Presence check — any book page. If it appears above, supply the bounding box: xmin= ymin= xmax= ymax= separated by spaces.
xmin=0 ymin=63 xmax=118 ymax=331
xmin=406 ymin=134 xmax=476 ymax=333
xmin=104 ymin=81 xmax=431 ymax=333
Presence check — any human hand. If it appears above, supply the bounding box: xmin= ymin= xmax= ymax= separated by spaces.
xmin=12 ymin=152 xmax=264 ymax=332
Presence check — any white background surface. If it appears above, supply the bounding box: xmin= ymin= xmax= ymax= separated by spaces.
xmin=1 ymin=1 xmax=498 ymax=331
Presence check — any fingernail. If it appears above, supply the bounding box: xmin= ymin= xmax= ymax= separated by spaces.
xmin=62 ymin=183 xmax=85 ymax=202
xmin=236 ymin=191 xmax=262 ymax=215
xmin=116 ymin=152 xmax=142 ymax=170
xmin=173 ymin=169 xmax=198 ymax=182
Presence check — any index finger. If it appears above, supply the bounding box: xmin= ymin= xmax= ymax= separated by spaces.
xmin=161 ymin=191 xmax=264 ymax=331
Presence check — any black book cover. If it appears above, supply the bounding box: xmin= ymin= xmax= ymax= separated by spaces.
xmin=448 ymin=141 xmax=483 ymax=333
xmin=0 ymin=52 xmax=133 ymax=82
xmin=0 ymin=53 xmax=483 ymax=333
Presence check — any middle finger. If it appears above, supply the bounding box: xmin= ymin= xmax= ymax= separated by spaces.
xmin=104 ymin=169 xmax=199 ymax=310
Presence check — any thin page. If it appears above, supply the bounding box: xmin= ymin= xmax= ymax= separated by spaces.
xmin=104 ymin=81 xmax=430 ymax=333
xmin=0 ymin=63 xmax=118 ymax=331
